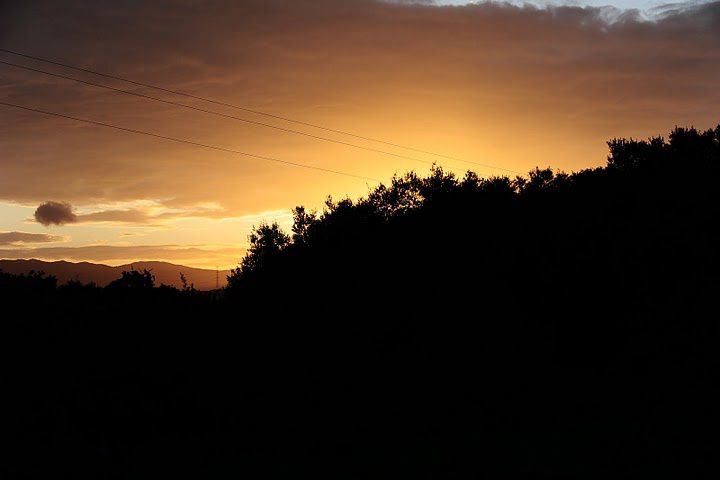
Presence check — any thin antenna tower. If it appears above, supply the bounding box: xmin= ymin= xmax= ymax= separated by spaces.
xmin=215 ymin=267 xmax=219 ymax=289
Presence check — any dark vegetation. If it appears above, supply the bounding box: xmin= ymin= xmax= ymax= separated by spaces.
xmin=3 ymin=126 xmax=720 ymax=478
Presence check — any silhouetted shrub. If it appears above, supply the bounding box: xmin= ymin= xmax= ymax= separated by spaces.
xmin=105 ymin=268 xmax=155 ymax=290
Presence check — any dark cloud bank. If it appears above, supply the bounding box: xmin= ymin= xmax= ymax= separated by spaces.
xmin=1 ymin=0 xmax=719 ymax=208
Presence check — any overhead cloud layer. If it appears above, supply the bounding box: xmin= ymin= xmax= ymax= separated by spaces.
xmin=2 ymin=1 xmax=719 ymax=207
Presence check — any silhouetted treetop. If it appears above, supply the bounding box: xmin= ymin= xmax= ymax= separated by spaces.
xmin=225 ymin=124 xmax=720 ymax=299
xmin=227 ymin=222 xmax=291 ymax=288
xmin=0 ymin=269 xmax=57 ymax=295
xmin=106 ymin=268 xmax=155 ymax=290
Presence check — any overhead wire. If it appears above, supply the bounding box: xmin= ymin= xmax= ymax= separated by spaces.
xmin=0 ymin=101 xmax=381 ymax=182
xmin=0 ymin=48 xmax=523 ymax=176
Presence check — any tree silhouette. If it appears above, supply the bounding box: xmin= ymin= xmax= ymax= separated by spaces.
xmin=105 ymin=268 xmax=155 ymax=289
xmin=227 ymin=221 xmax=290 ymax=288
xmin=5 ymin=124 xmax=720 ymax=479
xmin=291 ymin=206 xmax=317 ymax=245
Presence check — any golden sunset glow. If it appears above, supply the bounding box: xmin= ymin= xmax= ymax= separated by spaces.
xmin=2 ymin=0 xmax=719 ymax=269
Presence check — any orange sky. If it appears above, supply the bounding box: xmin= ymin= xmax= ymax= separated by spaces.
xmin=1 ymin=0 xmax=719 ymax=269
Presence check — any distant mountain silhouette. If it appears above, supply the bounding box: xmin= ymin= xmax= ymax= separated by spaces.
xmin=0 ymin=259 xmax=228 ymax=290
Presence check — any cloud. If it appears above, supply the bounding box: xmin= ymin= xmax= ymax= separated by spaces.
xmin=0 ymin=231 xmax=65 ymax=245
xmin=78 ymin=209 xmax=153 ymax=224
xmin=34 ymin=201 xmax=77 ymax=226
xmin=650 ymin=0 xmax=717 ymax=18
xmin=33 ymin=201 xmax=153 ymax=226
xmin=31 ymin=200 xmax=229 ymax=226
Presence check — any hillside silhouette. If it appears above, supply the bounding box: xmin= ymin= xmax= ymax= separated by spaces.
xmin=3 ymin=125 xmax=720 ymax=478
xmin=0 ymin=259 xmax=229 ymax=290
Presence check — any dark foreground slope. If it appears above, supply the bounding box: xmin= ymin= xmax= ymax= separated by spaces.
xmin=3 ymin=126 xmax=720 ymax=479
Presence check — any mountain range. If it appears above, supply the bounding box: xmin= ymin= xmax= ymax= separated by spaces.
xmin=0 ymin=259 xmax=230 ymax=290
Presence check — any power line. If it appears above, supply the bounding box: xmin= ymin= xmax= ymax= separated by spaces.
xmin=0 ymin=47 xmax=523 ymax=175
xmin=0 ymin=59 xmax=459 ymax=173
xmin=0 ymin=101 xmax=380 ymax=182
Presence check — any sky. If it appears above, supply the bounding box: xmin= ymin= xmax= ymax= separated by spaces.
xmin=438 ymin=0 xmax=705 ymax=11
xmin=1 ymin=0 xmax=719 ymax=269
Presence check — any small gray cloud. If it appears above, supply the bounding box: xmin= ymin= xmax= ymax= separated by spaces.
xmin=0 ymin=231 xmax=65 ymax=245
xmin=34 ymin=201 xmax=77 ymax=226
